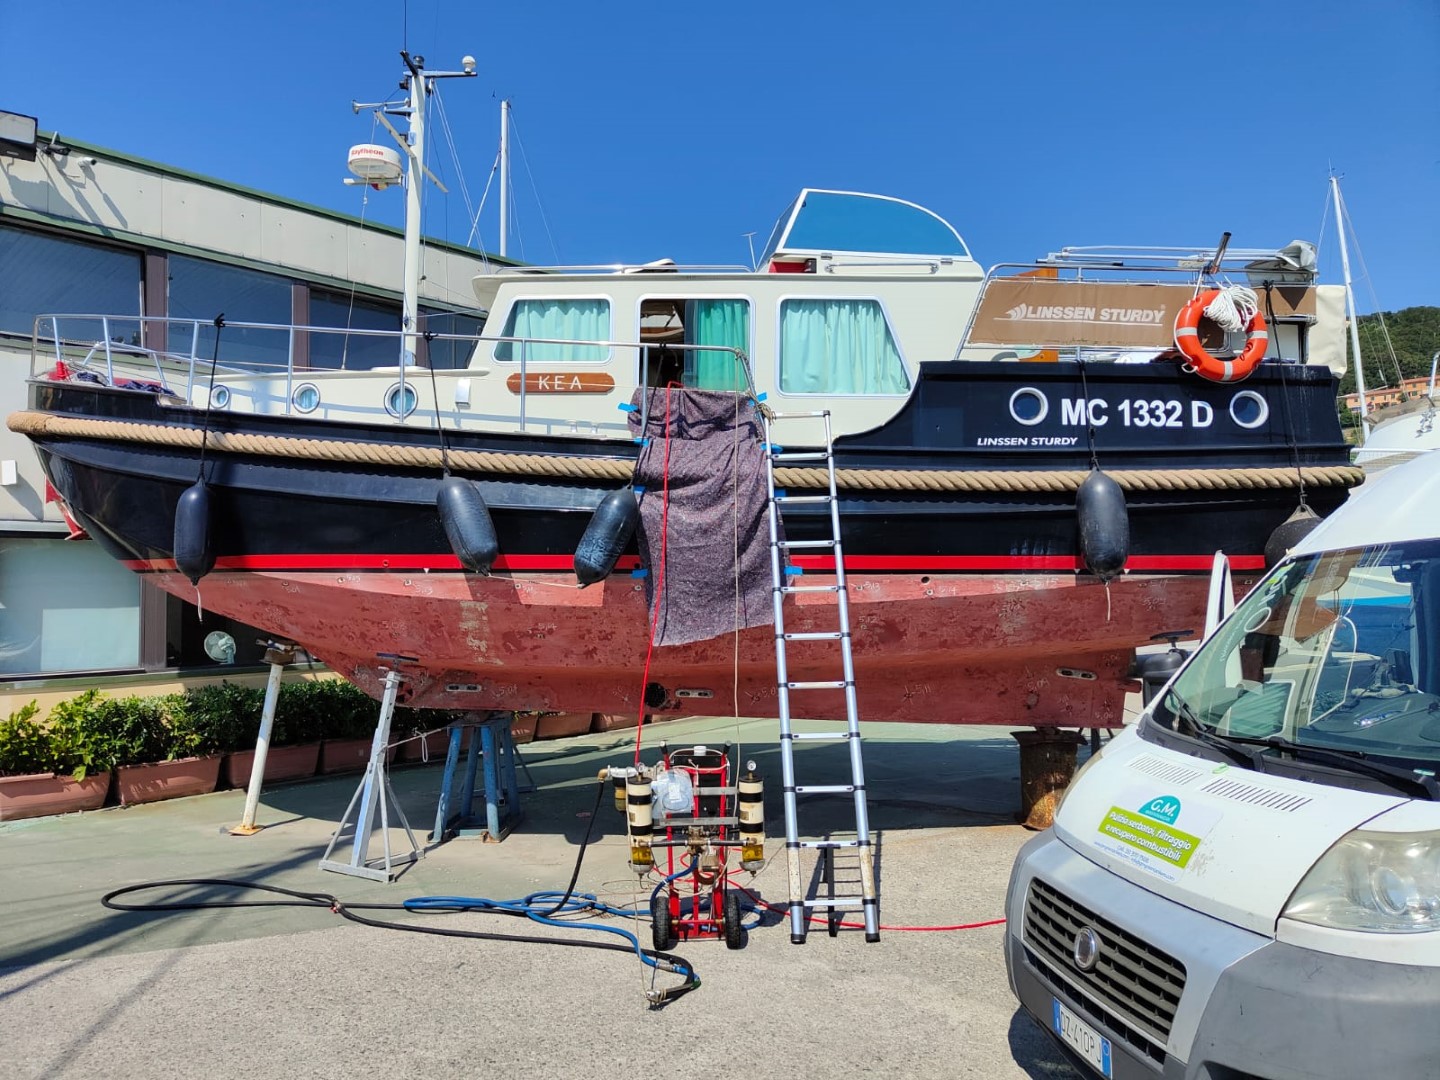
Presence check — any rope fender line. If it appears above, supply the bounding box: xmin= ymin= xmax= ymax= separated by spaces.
xmin=7 ymin=409 xmax=1364 ymax=494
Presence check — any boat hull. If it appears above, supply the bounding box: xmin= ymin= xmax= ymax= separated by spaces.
xmin=16 ymin=361 xmax=1354 ymax=727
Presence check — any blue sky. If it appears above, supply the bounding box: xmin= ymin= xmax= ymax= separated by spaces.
xmin=2 ymin=0 xmax=1436 ymax=313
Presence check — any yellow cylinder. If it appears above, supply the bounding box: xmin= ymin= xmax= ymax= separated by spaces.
xmin=626 ymin=776 xmax=654 ymax=870
xmin=738 ymin=774 xmax=764 ymax=872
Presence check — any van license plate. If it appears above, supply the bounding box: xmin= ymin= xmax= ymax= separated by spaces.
xmin=1052 ymin=998 xmax=1112 ymax=1077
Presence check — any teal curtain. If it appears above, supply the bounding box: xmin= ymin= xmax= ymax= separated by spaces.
xmin=496 ymin=298 xmax=609 ymax=362
xmin=779 ymin=299 xmax=910 ymax=394
xmin=687 ymin=299 xmax=750 ymax=391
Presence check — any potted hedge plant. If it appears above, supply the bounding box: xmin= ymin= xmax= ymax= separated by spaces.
xmin=184 ymin=682 xmax=320 ymax=788
xmin=0 ymin=699 xmax=111 ymax=821
xmin=394 ymin=706 xmax=465 ymax=765
xmin=299 ymin=680 xmax=384 ymax=775
xmin=65 ymin=692 xmax=223 ymax=807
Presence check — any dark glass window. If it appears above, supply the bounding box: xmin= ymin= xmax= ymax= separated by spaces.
xmin=168 ymin=256 xmax=292 ymax=370
xmin=421 ymin=308 xmax=485 ymax=369
xmin=0 ymin=224 xmax=141 ymax=337
xmin=309 ymin=291 xmax=403 ymax=370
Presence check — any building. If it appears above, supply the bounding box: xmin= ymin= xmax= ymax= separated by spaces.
xmin=1341 ymin=374 xmax=1437 ymax=414
xmin=1 ymin=114 xmax=502 ymax=706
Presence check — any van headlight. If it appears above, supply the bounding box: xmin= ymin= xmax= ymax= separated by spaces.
xmin=1284 ymin=830 xmax=1440 ymax=933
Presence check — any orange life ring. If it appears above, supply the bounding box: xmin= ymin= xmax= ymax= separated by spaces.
xmin=1173 ymin=289 xmax=1267 ymax=383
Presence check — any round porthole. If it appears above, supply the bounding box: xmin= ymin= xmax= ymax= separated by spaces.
xmin=209 ymin=385 xmax=231 ymax=409
xmin=292 ymin=382 xmax=321 ymax=414
xmin=385 ymin=382 xmax=419 ymax=419
xmin=1008 ymin=386 xmax=1049 ymax=426
xmin=1228 ymin=390 xmax=1269 ymax=430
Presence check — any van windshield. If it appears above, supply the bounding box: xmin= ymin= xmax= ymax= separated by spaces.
xmin=1155 ymin=539 xmax=1440 ymax=774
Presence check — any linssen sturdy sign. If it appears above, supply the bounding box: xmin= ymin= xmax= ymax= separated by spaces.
xmin=968 ymin=280 xmax=1317 ymax=349
xmin=505 ymin=372 xmax=616 ymax=394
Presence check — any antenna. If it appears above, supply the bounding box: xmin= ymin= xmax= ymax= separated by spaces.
xmin=743 ymin=231 xmax=758 ymax=272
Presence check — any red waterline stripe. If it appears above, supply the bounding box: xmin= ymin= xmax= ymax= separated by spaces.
xmin=121 ymin=552 xmax=1264 ymax=573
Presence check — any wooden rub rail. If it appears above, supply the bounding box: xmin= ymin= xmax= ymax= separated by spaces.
xmin=7 ymin=410 xmax=1365 ymax=494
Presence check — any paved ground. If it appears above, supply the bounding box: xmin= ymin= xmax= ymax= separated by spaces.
xmin=0 ymin=715 xmax=1082 ymax=1080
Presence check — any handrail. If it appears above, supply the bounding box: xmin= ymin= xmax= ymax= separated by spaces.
xmin=486 ymin=262 xmax=754 ymax=275
xmin=30 ymin=313 xmax=759 ymax=430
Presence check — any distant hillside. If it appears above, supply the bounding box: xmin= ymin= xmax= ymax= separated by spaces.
xmin=1337 ymin=305 xmax=1440 ymax=396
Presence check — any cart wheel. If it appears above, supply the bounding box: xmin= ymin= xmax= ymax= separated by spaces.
xmin=651 ymin=892 xmax=675 ymax=951
xmin=723 ymin=888 xmax=744 ymax=950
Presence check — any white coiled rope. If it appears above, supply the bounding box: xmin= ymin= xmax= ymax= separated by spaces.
xmin=1202 ymin=283 xmax=1260 ymax=332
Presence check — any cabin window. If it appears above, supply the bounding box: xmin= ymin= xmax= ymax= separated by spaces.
xmin=0 ymin=224 xmax=141 ymax=338
xmin=778 ymin=298 xmax=909 ymax=394
xmin=686 ymin=300 xmax=751 ymax=391
xmin=168 ymin=256 xmax=292 ymax=370
xmin=309 ymin=291 xmax=403 ymax=370
xmin=0 ymin=537 xmax=141 ymax=676
xmin=495 ymin=298 xmax=609 ymax=362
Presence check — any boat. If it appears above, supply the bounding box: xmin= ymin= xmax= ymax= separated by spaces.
xmin=1326 ymin=174 xmax=1440 ymax=474
xmin=5 ymin=61 xmax=1363 ymax=730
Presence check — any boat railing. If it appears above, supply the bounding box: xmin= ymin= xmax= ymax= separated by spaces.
xmin=484 ymin=261 xmax=754 ymax=276
xmin=30 ymin=314 xmax=756 ymax=432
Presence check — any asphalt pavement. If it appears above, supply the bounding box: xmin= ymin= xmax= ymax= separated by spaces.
xmin=0 ymin=714 xmax=1082 ymax=1080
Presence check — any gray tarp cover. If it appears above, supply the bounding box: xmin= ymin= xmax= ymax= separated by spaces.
xmin=628 ymin=388 xmax=777 ymax=647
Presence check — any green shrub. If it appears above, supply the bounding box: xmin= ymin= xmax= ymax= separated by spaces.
xmin=0 ymin=701 xmax=54 ymax=777
xmin=275 ymin=679 xmax=376 ymax=743
xmin=173 ymin=683 xmax=264 ymax=754
xmin=48 ymin=691 xmax=184 ymax=772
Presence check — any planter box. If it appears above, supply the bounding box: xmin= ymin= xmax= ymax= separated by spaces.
xmin=0 ymin=771 xmax=111 ymax=822
xmin=319 ymin=738 xmax=396 ymax=774
xmin=116 ymin=756 xmax=222 ymax=807
xmin=396 ymin=728 xmax=465 ymax=764
xmin=222 ymin=743 xmax=321 ymax=788
xmin=592 ymin=712 xmax=645 ymax=733
xmin=535 ymin=712 xmax=595 ymax=741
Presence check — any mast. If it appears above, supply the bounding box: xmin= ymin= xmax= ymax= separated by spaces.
xmin=1331 ymin=175 xmax=1370 ymax=439
xmin=499 ymin=98 xmax=510 ymax=258
xmin=400 ymin=52 xmax=426 ymax=369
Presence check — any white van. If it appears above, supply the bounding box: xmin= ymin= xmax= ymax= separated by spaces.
xmin=1005 ymin=452 xmax=1440 ymax=1080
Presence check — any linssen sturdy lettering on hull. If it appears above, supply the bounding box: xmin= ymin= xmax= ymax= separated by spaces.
xmin=9 ymin=180 xmax=1362 ymax=728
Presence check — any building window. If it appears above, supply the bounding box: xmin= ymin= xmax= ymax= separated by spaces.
xmin=167 ymin=255 xmax=293 ymax=370
xmin=495 ymin=298 xmax=610 ymax=362
xmin=778 ymin=298 xmax=909 ymax=394
xmin=0 ymin=537 xmax=141 ymax=676
xmin=309 ymin=291 xmax=403 ymax=370
xmin=0 ymin=224 xmax=141 ymax=338
xmin=421 ymin=308 xmax=484 ymax=370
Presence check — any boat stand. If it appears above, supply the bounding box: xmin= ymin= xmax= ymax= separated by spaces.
xmin=318 ymin=657 xmax=423 ymax=882
xmin=430 ymin=710 xmax=531 ymax=843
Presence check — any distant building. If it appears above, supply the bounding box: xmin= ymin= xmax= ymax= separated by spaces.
xmin=1 ymin=118 xmax=501 ymax=693
xmin=1342 ymin=375 xmax=1436 ymax=414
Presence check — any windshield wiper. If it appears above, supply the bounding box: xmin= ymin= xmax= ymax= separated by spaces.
xmin=1162 ymin=695 xmax=1269 ymax=772
xmin=1259 ymin=738 xmax=1440 ymax=801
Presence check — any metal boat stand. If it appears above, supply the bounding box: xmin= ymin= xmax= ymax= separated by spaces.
xmin=318 ymin=655 xmax=423 ymax=882
xmin=430 ymin=710 xmax=532 ymax=843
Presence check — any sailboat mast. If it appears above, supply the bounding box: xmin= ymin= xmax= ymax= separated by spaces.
xmin=401 ymin=53 xmax=427 ymax=370
xmin=499 ymin=99 xmax=510 ymax=258
xmin=1331 ymin=175 xmax=1370 ymax=438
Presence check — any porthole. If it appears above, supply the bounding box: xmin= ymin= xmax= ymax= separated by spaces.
xmin=1228 ymin=390 xmax=1269 ymax=430
xmin=1008 ymin=386 xmax=1049 ymax=426
xmin=385 ymin=382 xmax=419 ymax=419
xmin=292 ymin=382 xmax=321 ymax=414
xmin=209 ymin=385 xmax=231 ymax=409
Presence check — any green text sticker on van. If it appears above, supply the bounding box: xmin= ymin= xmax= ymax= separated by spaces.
xmin=1098 ymin=804 xmax=1202 ymax=868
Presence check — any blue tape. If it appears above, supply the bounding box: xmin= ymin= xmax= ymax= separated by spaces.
xmin=618 ymin=403 xmax=638 ymax=412
xmin=632 ymin=484 xmax=647 ymax=495
xmin=631 ymin=568 xmax=649 ymax=579
xmin=756 ymin=392 xmax=768 ymax=402
xmin=785 ymin=565 xmax=804 ymax=576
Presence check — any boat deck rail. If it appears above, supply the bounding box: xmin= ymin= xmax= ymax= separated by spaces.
xmin=28 ymin=313 xmax=755 ymax=431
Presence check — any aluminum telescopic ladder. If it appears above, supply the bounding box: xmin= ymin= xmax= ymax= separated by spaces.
xmin=761 ymin=408 xmax=879 ymax=944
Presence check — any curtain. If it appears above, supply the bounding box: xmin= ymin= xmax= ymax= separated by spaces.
xmin=687 ymin=299 xmax=750 ymax=391
xmin=779 ymin=299 xmax=910 ymax=394
xmin=496 ymin=298 xmax=609 ymax=362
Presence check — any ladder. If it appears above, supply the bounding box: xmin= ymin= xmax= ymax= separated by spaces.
xmin=761 ymin=408 xmax=879 ymax=944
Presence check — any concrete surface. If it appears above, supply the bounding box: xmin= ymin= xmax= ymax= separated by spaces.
xmin=0 ymin=715 xmax=1084 ymax=1080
